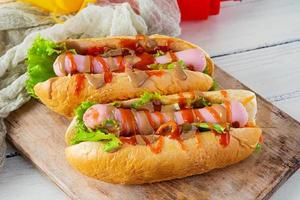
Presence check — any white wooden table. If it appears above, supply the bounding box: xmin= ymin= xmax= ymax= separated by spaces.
xmin=1 ymin=0 xmax=300 ymax=199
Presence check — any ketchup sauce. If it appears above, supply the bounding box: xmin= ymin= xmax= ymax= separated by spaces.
xmin=66 ymin=52 xmax=77 ymax=74
xmin=94 ymin=56 xmax=112 ymax=83
xmin=74 ymin=74 xmax=85 ymax=96
xmin=145 ymin=71 xmax=165 ymax=77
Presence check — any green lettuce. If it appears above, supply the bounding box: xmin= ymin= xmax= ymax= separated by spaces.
xmin=26 ymin=36 xmax=67 ymax=98
xmin=71 ymin=102 xmax=122 ymax=152
xmin=131 ymin=92 xmax=162 ymax=109
xmin=192 ymin=122 xmax=227 ymax=134
xmin=255 ymin=143 xmax=262 ymax=153
xmin=148 ymin=60 xmax=186 ymax=70
xmin=191 ymin=96 xmax=212 ymax=108
xmin=209 ymin=79 xmax=219 ymax=91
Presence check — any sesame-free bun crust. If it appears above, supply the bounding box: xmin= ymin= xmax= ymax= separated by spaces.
xmin=34 ymin=35 xmax=214 ymax=117
xmin=65 ymin=127 xmax=261 ymax=184
xmin=64 ymin=90 xmax=261 ymax=184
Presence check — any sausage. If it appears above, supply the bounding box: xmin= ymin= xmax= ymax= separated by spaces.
xmin=83 ymin=100 xmax=248 ymax=136
xmin=53 ymin=49 xmax=206 ymax=76
xmin=155 ymin=49 xmax=206 ymax=72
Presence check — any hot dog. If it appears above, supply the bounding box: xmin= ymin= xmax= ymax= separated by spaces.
xmin=27 ymin=35 xmax=215 ymax=117
xmin=65 ymin=89 xmax=261 ymax=184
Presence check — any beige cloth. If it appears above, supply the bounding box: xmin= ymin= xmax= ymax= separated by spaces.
xmin=0 ymin=0 xmax=180 ymax=169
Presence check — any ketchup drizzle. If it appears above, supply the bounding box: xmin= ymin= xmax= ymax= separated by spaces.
xmin=193 ymin=109 xmax=204 ymax=122
xmin=180 ymin=109 xmax=195 ymax=123
xmin=178 ymin=93 xmax=186 ymax=109
xmin=154 ymin=112 xmax=165 ymax=125
xmin=224 ymin=100 xmax=232 ymax=123
xmin=119 ymin=109 xmax=138 ymax=136
xmin=219 ymin=132 xmax=230 ymax=147
xmin=94 ymin=56 xmax=112 ymax=83
xmin=135 ymin=52 xmax=155 ymax=70
xmin=89 ymin=56 xmax=95 ymax=74
xmin=206 ymin=107 xmax=222 ymax=123
xmin=146 ymin=71 xmax=165 ymax=77
xmin=116 ymin=56 xmax=125 ymax=72
xmin=220 ymin=90 xmax=228 ymax=98
xmin=120 ymin=136 xmax=137 ymax=145
xmin=168 ymin=51 xmax=178 ymax=62
xmin=144 ymin=111 xmax=156 ymax=130
xmin=74 ymin=74 xmax=85 ymax=96
xmin=142 ymin=135 xmax=164 ymax=154
xmin=66 ymin=52 xmax=77 ymax=74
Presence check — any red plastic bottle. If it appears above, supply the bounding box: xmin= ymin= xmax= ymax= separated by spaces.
xmin=177 ymin=0 xmax=222 ymax=20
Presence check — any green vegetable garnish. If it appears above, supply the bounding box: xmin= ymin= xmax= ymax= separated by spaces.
xmin=209 ymin=79 xmax=219 ymax=91
xmin=191 ymin=96 xmax=212 ymax=108
xmin=154 ymin=50 xmax=165 ymax=57
xmin=71 ymin=102 xmax=122 ymax=152
xmin=26 ymin=36 xmax=67 ymax=98
xmin=131 ymin=92 xmax=162 ymax=109
xmin=255 ymin=143 xmax=262 ymax=153
xmin=148 ymin=60 xmax=187 ymax=70
xmin=166 ymin=60 xmax=186 ymax=69
xmin=192 ymin=122 xmax=227 ymax=134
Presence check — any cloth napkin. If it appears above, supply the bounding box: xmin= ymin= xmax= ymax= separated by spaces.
xmin=0 ymin=0 xmax=180 ymax=169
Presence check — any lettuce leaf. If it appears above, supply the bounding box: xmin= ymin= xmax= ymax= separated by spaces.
xmin=192 ymin=122 xmax=227 ymax=134
xmin=209 ymin=79 xmax=219 ymax=91
xmin=131 ymin=92 xmax=162 ymax=109
xmin=26 ymin=36 xmax=66 ymax=98
xmin=71 ymin=102 xmax=122 ymax=152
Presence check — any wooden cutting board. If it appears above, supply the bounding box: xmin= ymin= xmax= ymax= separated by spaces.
xmin=5 ymin=66 xmax=300 ymax=200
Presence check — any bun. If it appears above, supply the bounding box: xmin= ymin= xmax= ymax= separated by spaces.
xmin=34 ymin=70 xmax=213 ymax=117
xmin=34 ymin=35 xmax=215 ymax=117
xmin=64 ymin=90 xmax=261 ymax=184
xmin=65 ymin=127 xmax=261 ymax=184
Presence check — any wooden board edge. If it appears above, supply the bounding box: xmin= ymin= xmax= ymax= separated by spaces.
xmin=5 ymin=133 xmax=75 ymax=200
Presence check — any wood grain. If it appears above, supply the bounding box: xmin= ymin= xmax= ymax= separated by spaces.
xmin=5 ymin=66 xmax=300 ymax=200
xmin=180 ymin=0 xmax=300 ymax=56
xmin=214 ymin=41 xmax=300 ymax=121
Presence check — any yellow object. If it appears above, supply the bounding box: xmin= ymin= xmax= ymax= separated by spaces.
xmin=19 ymin=0 xmax=97 ymax=14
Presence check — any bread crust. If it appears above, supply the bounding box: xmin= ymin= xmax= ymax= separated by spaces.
xmin=34 ymin=70 xmax=213 ymax=117
xmin=65 ymin=128 xmax=261 ymax=184
xmin=64 ymin=89 xmax=261 ymax=184
xmin=34 ymin=35 xmax=215 ymax=117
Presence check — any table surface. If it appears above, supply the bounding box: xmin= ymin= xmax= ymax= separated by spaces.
xmin=1 ymin=0 xmax=300 ymax=199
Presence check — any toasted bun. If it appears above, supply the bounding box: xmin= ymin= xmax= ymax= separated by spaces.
xmin=65 ymin=128 xmax=261 ymax=184
xmin=34 ymin=70 xmax=213 ymax=117
xmin=34 ymin=35 xmax=214 ymax=117
xmin=64 ymin=90 xmax=261 ymax=184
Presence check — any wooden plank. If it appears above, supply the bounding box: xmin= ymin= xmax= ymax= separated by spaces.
xmin=212 ymin=41 xmax=300 ymax=200
xmin=0 ymin=156 xmax=67 ymax=200
xmin=213 ymin=41 xmax=300 ymax=121
xmin=180 ymin=0 xmax=300 ymax=56
xmin=4 ymin=65 xmax=300 ymax=200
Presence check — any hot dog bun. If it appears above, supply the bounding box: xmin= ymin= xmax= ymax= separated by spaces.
xmin=34 ymin=35 xmax=215 ymax=117
xmin=64 ymin=90 xmax=261 ymax=184
xmin=35 ymin=70 xmax=213 ymax=117
xmin=65 ymin=128 xmax=261 ymax=184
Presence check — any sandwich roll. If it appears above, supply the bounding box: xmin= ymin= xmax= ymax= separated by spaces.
xmin=29 ymin=35 xmax=215 ymax=117
xmin=65 ymin=89 xmax=262 ymax=184
xmin=34 ymin=69 xmax=213 ymax=117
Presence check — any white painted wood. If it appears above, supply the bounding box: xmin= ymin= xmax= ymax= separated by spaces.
xmin=213 ymin=41 xmax=300 ymax=121
xmin=180 ymin=0 xmax=300 ymax=56
xmin=213 ymin=41 xmax=300 ymax=200
xmin=1 ymin=0 xmax=300 ymax=199
xmin=0 ymin=156 xmax=67 ymax=200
